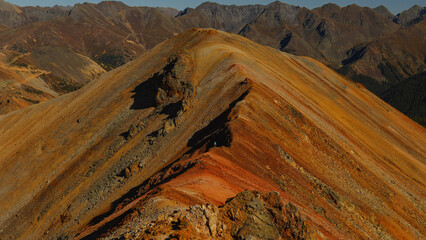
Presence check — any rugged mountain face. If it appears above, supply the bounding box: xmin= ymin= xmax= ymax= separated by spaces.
xmin=394 ymin=5 xmax=426 ymax=26
xmin=177 ymin=2 xmax=400 ymax=67
xmin=177 ymin=2 xmax=265 ymax=33
xmin=339 ymin=19 xmax=426 ymax=93
xmin=1 ymin=1 xmax=184 ymax=69
xmin=0 ymin=29 xmax=424 ymax=240
xmin=0 ymin=0 xmax=70 ymax=28
xmin=237 ymin=3 xmax=322 ymax=59
xmin=174 ymin=1 xmax=425 ymax=126
xmin=310 ymin=4 xmax=398 ymax=66
xmin=0 ymin=1 xmax=186 ymax=114
xmin=0 ymin=0 xmax=424 ymax=123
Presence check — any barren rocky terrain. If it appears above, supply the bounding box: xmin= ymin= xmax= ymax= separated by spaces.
xmin=0 ymin=1 xmax=424 ymax=126
xmin=0 ymin=28 xmax=424 ymax=239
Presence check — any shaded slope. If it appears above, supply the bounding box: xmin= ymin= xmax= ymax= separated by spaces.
xmin=380 ymin=72 xmax=426 ymax=126
xmin=156 ymin=7 xmax=179 ymax=17
xmin=0 ymin=29 xmax=424 ymax=240
xmin=338 ymin=19 xmax=426 ymax=105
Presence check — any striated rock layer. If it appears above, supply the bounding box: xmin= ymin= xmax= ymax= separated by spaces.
xmin=0 ymin=29 xmax=424 ymax=239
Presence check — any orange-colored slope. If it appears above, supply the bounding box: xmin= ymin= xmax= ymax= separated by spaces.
xmin=0 ymin=29 xmax=424 ymax=239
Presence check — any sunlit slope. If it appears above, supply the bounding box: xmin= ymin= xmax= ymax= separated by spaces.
xmin=0 ymin=29 xmax=424 ymax=239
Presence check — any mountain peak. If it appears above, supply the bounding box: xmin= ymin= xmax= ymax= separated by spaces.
xmin=97 ymin=0 xmax=129 ymax=9
xmin=320 ymin=3 xmax=341 ymax=10
xmin=410 ymin=4 xmax=422 ymax=10
xmin=1 ymin=28 xmax=424 ymax=239
xmin=0 ymin=0 xmax=21 ymax=13
xmin=394 ymin=4 xmax=425 ymax=25
xmin=373 ymin=5 xmax=395 ymax=19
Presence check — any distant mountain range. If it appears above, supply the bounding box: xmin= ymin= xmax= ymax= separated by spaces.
xmin=0 ymin=0 xmax=424 ymax=125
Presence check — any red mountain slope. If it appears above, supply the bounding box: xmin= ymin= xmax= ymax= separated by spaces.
xmin=0 ymin=29 xmax=424 ymax=239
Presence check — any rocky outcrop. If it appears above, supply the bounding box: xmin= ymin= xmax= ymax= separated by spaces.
xmin=134 ymin=191 xmax=317 ymax=240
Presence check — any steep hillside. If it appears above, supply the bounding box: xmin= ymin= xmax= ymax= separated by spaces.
xmin=0 ymin=1 xmax=185 ymax=114
xmin=0 ymin=0 xmax=70 ymax=28
xmin=0 ymin=48 xmax=104 ymax=114
xmin=177 ymin=2 xmax=399 ymax=67
xmin=0 ymin=1 xmax=424 ymax=126
xmin=338 ymin=19 xmax=426 ymax=94
xmin=0 ymin=29 xmax=424 ymax=240
xmin=175 ymin=2 xmax=425 ymax=125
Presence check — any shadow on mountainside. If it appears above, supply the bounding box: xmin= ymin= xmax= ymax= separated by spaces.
xmin=129 ymin=74 xmax=160 ymax=110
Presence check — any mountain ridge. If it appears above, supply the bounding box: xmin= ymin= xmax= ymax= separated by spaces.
xmin=0 ymin=0 xmax=424 ymax=124
xmin=0 ymin=28 xmax=424 ymax=239
xmin=1 ymin=0 xmax=424 ymax=125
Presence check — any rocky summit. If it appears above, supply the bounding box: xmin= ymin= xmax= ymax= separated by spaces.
xmin=0 ymin=28 xmax=424 ymax=239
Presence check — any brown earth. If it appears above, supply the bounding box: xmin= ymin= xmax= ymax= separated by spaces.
xmin=339 ymin=18 xmax=426 ymax=90
xmin=0 ymin=47 xmax=105 ymax=114
xmin=0 ymin=1 xmax=424 ymax=126
xmin=176 ymin=2 xmax=425 ymax=125
xmin=0 ymin=1 xmax=185 ymax=114
xmin=0 ymin=29 xmax=424 ymax=240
